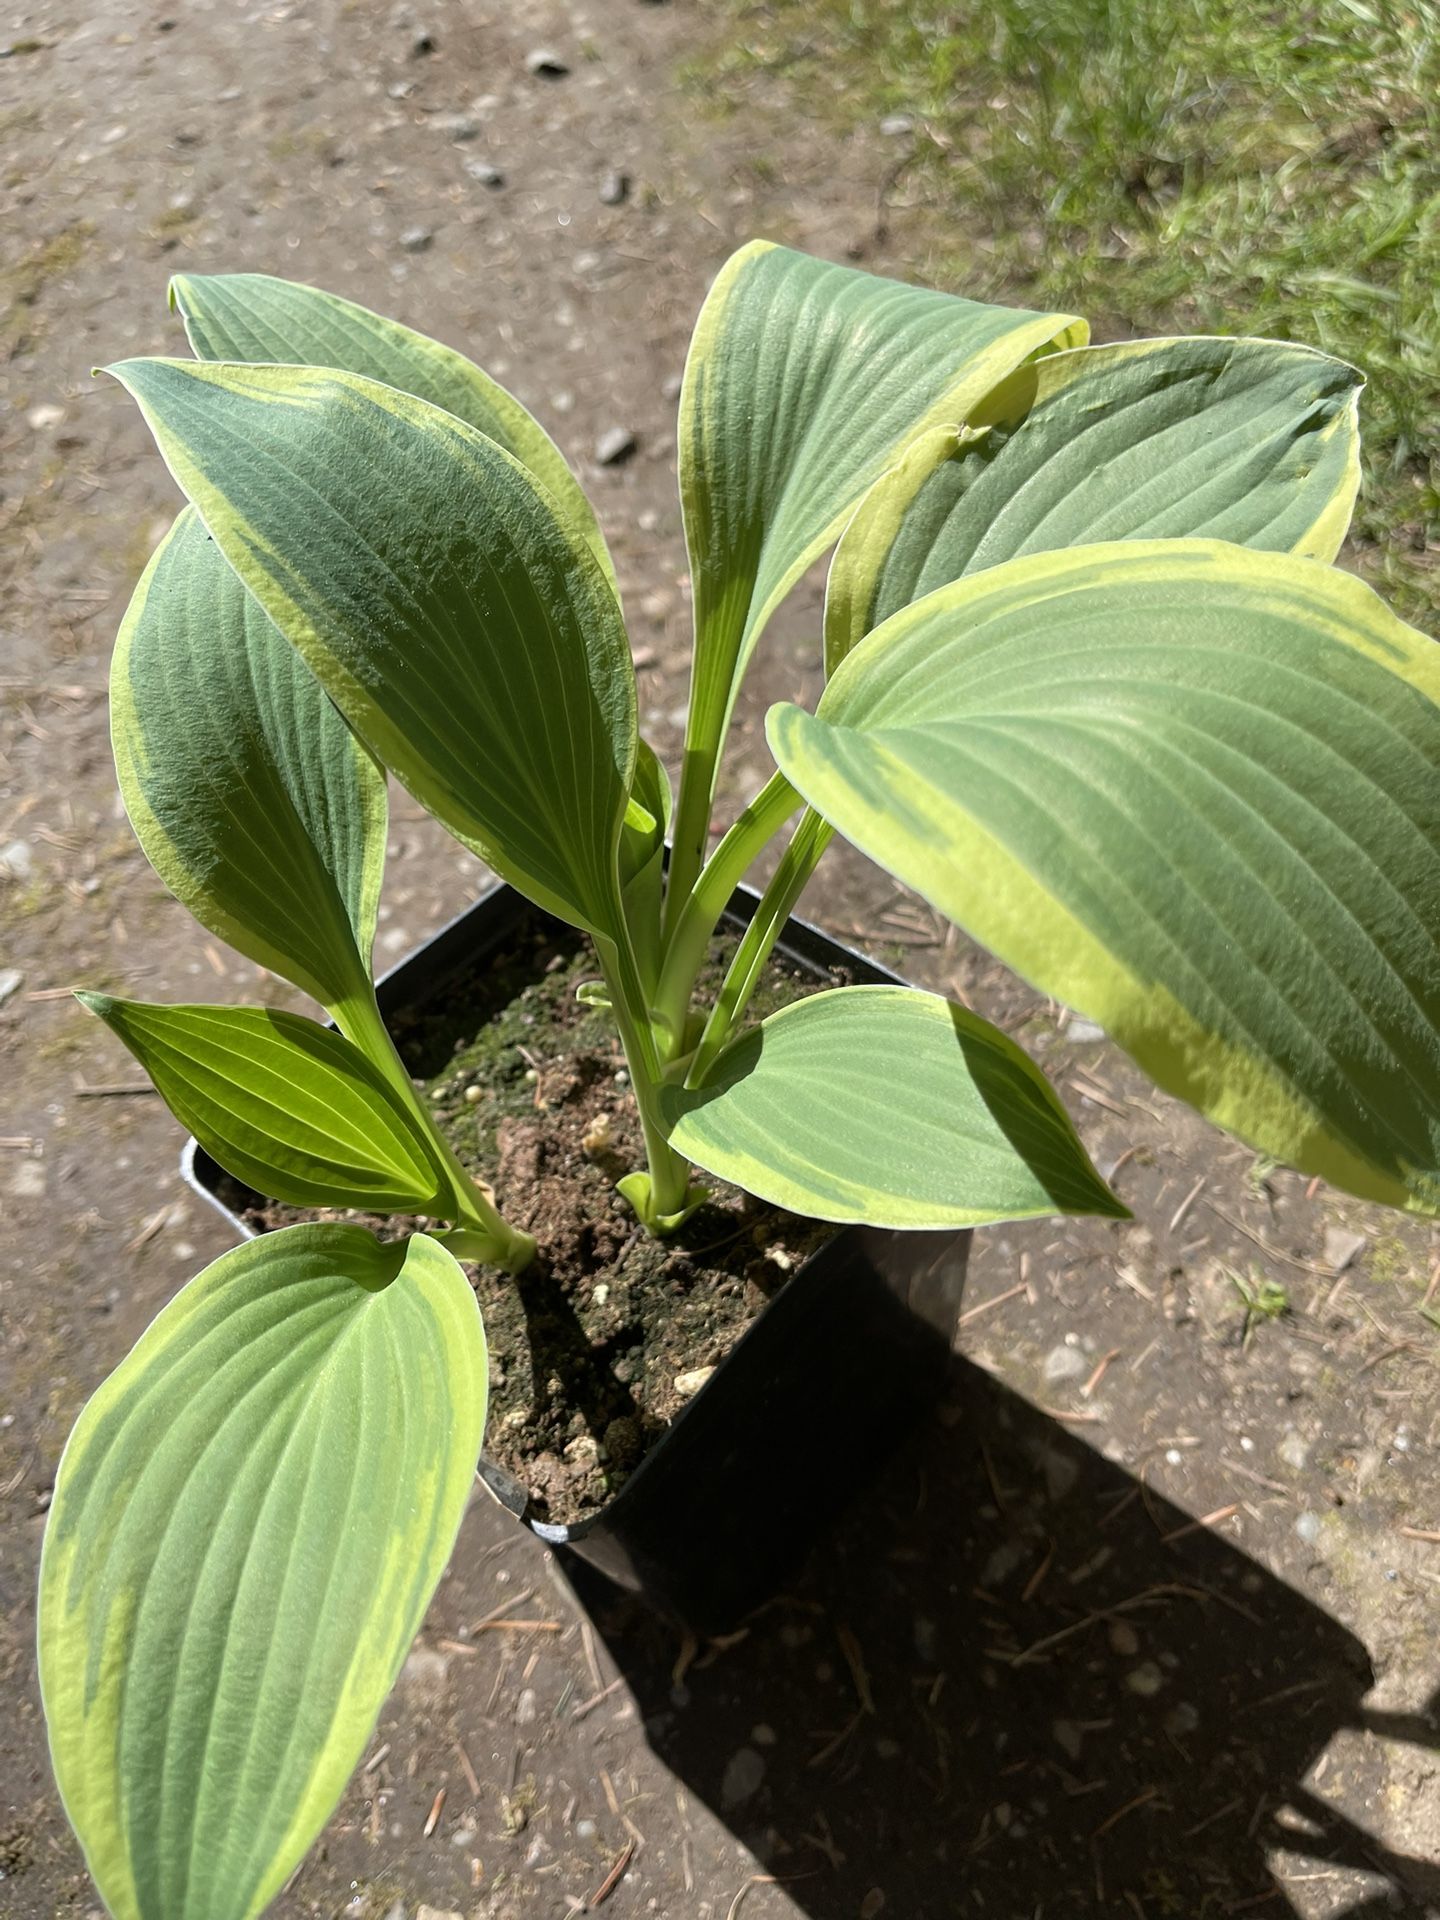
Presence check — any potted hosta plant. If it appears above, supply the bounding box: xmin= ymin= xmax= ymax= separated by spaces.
xmin=40 ymin=243 xmax=1440 ymax=1920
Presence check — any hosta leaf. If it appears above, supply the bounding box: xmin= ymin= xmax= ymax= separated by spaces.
xmin=771 ymin=540 xmax=1440 ymax=1214
xmin=170 ymin=270 xmax=616 ymax=594
xmin=663 ymin=985 xmax=1123 ymax=1227
xmin=827 ymin=336 xmax=1364 ymax=666
xmin=670 ymin=240 xmax=1083 ymax=884
xmin=39 ymin=1224 xmax=487 ymax=1920
xmin=80 ymin=994 xmax=448 ymax=1211
xmin=114 ymin=506 xmax=385 ymax=1008
xmin=107 ymin=357 xmax=636 ymax=940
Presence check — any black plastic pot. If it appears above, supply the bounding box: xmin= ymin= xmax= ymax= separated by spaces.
xmin=183 ymin=879 xmax=970 ymax=1635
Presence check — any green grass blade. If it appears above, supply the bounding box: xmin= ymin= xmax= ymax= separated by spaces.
xmin=113 ymin=506 xmax=385 ymax=1008
xmin=664 ymin=984 xmax=1124 ymax=1226
xmin=39 ymin=1225 xmax=487 ymax=1920
xmin=773 ymin=539 xmax=1440 ymax=1214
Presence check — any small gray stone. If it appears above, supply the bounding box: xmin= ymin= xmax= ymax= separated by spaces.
xmin=464 ymin=159 xmax=505 ymax=187
xmin=1295 ymin=1509 xmax=1323 ymax=1544
xmin=8 ymin=1160 xmax=46 ymax=1199
xmin=1323 ymin=1224 xmax=1367 ymax=1273
xmin=399 ymin=1646 xmax=449 ymax=1697
xmin=1278 ymin=1426 xmax=1310 ymax=1472
xmin=599 ymin=168 xmax=630 ymax=205
xmin=526 ymin=48 xmax=569 ymax=77
xmin=0 ymin=967 xmax=23 ymax=1006
xmin=411 ymin=28 xmax=436 ymax=55
xmin=661 ymin=371 xmax=683 ymax=400
xmin=1125 ymin=1660 xmax=1165 ymax=1698
xmin=2 ymin=840 xmax=33 ymax=880
xmin=1164 ymin=1701 xmax=1200 ymax=1739
xmin=720 ymin=1745 xmax=766 ymax=1809
xmin=1052 ymin=1718 xmax=1083 ymax=1760
xmin=595 ymin=426 xmax=637 ymax=466
xmin=399 ymin=225 xmax=434 ymax=253
xmin=1066 ymin=1017 xmax=1105 ymax=1044
xmin=438 ymin=113 xmax=480 ymax=140
xmin=515 ymin=1686 xmax=538 ymax=1725
xmin=880 ymin=113 xmax=914 ymax=135
xmin=1043 ymin=1342 xmax=1087 ymax=1384
xmin=1107 ymin=1620 xmax=1139 ymax=1657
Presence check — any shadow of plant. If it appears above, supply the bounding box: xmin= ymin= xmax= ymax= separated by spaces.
xmin=572 ymin=1354 xmax=1436 ymax=1917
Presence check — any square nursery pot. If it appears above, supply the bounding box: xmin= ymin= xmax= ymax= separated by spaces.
xmin=183 ymin=879 xmax=971 ymax=1636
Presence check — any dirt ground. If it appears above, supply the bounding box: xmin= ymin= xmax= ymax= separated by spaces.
xmin=2 ymin=3 xmax=1438 ymax=1916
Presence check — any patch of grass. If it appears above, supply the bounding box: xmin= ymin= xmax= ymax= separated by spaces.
xmin=692 ymin=0 xmax=1438 ymax=624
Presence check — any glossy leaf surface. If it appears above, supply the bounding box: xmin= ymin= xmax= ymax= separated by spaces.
xmin=81 ymin=994 xmax=448 ymax=1211
xmin=113 ymin=506 xmax=386 ymax=1007
xmin=827 ymin=335 xmax=1364 ymax=667
xmin=773 ymin=540 xmax=1440 ymax=1213
xmin=171 ymin=270 xmax=615 ymax=591
xmin=108 ymin=358 xmax=637 ymax=938
xmin=39 ymin=1225 xmax=488 ymax=1920
xmin=664 ymin=985 xmax=1123 ymax=1226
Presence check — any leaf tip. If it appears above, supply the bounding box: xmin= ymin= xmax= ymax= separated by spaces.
xmin=74 ymin=988 xmax=114 ymax=1019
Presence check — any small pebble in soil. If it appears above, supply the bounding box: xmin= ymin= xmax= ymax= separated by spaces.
xmin=1295 ymin=1510 xmax=1323 ymax=1543
xmin=860 ymin=1892 xmax=887 ymax=1920
xmin=526 ymin=47 xmax=569 ymax=77
xmin=1066 ymin=1016 xmax=1105 ymax=1043
xmin=1107 ymin=1619 xmax=1139 ymax=1657
xmin=0 ymin=967 xmax=24 ymax=1006
xmin=1278 ymin=1426 xmax=1310 ymax=1471
xmin=437 ymin=113 xmax=479 ymax=140
xmin=595 ymin=425 xmax=638 ymax=466
xmin=599 ymin=168 xmax=630 ymax=204
xmin=2 ymin=840 xmax=34 ymax=879
xmin=1165 ymin=1702 xmax=1201 ymax=1739
xmin=674 ymin=1366 xmax=715 ymax=1398
xmin=515 ymin=1687 xmax=538 ymax=1725
xmin=411 ymin=28 xmax=436 ymax=54
xmin=575 ymin=1818 xmax=597 ymax=1840
xmin=1044 ymin=1342 xmax=1086 ymax=1384
xmin=720 ymin=1746 xmax=766 ymax=1809
xmin=751 ymin=1723 xmax=777 ymax=1746
xmin=463 ymin=1083 xmax=482 ymax=1103
xmin=399 ymin=225 xmax=433 ymax=252
xmin=880 ymin=113 xmax=914 ymax=135
xmin=399 ymin=1646 xmax=449 ymax=1698
xmin=581 ymin=1111 xmax=613 ymax=1155
xmin=1125 ymin=1660 xmax=1165 ymax=1697
xmin=1053 ymin=1718 xmax=1083 ymax=1760
xmin=1323 ymin=1224 xmax=1368 ymax=1273
xmin=464 ymin=159 xmax=505 ymax=187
